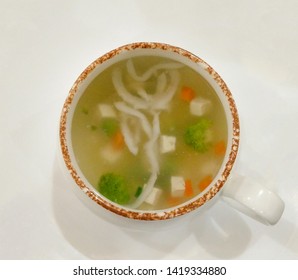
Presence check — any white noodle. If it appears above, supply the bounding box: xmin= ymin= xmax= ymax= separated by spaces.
xmin=114 ymin=102 xmax=152 ymax=138
xmin=147 ymin=113 xmax=160 ymax=173
xmin=147 ymin=147 xmax=159 ymax=173
xmin=112 ymin=59 xmax=182 ymax=209
xmin=127 ymin=113 xmax=161 ymax=208
xmin=127 ymin=59 xmax=183 ymax=82
xmin=144 ymin=140 xmax=159 ymax=173
xmin=155 ymin=72 xmax=167 ymax=95
xmin=132 ymin=72 xmax=168 ymax=110
xmin=136 ymin=87 xmax=151 ymax=101
xmin=112 ymin=68 xmax=148 ymax=109
xmin=119 ymin=115 xmax=139 ymax=155
xmin=152 ymin=69 xmax=180 ymax=110
xmin=129 ymin=172 xmax=158 ymax=209
xmin=130 ymin=117 xmax=141 ymax=145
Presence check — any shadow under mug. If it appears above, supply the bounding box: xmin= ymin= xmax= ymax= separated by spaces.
xmin=59 ymin=42 xmax=284 ymax=226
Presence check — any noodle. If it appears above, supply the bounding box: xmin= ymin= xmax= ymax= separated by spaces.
xmin=112 ymin=68 xmax=147 ymax=109
xmin=129 ymin=172 xmax=158 ymax=209
xmin=114 ymin=62 xmax=181 ymax=207
xmin=119 ymin=115 xmax=139 ymax=155
xmin=152 ymin=70 xmax=180 ymax=110
xmin=114 ymin=102 xmax=152 ymax=138
xmin=126 ymin=59 xmax=183 ymax=82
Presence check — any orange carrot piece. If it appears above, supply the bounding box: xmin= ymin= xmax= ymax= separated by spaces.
xmin=180 ymin=86 xmax=196 ymax=102
xmin=214 ymin=140 xmax=226 ymax=156
xmin=184 ymin=179 xmax=194 ymax=197
xmin=198 ymin=175 xmax=213 ymax=192
xmin=112 ymin=130 xmax=125 ymax=150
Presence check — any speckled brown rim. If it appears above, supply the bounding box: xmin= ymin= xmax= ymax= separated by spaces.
xmin=59 ymin=42 xmax=240 ymax=221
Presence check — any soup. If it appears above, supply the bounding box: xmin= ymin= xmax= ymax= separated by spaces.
xmin=71 ymin=55 xmax=227 ymax=210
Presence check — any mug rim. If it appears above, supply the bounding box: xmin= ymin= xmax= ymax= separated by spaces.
xmin=59 ymin=42 xmax=240 ymax=220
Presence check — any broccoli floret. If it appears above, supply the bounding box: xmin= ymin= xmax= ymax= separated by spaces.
xmin=184 ymin=118 xmax=212 ymax=153
xmin=101 ymin=118 xmax=119 ymax=137
xmin=97 ymin=173 xmax=130 ymax=204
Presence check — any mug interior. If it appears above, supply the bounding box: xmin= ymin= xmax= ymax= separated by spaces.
xmin=59 ymin=42 xmax=240 ymax=220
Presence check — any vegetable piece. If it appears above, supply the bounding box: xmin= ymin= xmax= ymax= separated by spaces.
xmin=184 ymin=179 xmax=193 ymax=197
xmin=112 ymin=131 xmax=125 ymax=150
xmin=184 ymin=118 xmax=212 ymax=153
xmin=198 ymin=175 xmax=213 ymax=192
xmin=180 ymin=86 xmax=196 ymax=102
xmin=135 ymin=186 xmax=143 ymax=198
xmin=97 ymin=173 xmax=130 ymax=204
xmin=101 ymin=118 xmax=119 ymax=137
xmin=214 ymin=140 xmax=226 ymax=156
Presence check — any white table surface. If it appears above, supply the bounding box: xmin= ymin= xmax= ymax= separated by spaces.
xmin=1 ymin=0 xmax=298 ymax=260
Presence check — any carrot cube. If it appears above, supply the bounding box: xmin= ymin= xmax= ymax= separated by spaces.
xmin=184 ymin=179 xmax=194 ymax=197
xmin=112 ymin=131 xmax=125 ymax=150
xmin=214 ymin=140 xmax=226 ymax=156
xmin=180 ymin=86 xmax=196 ymax=102
xmin=198 ymin=175 xmax=213 ymax=192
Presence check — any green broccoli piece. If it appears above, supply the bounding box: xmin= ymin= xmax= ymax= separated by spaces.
xmin=100 ymin=118 xmax=119 ymax=137
xmin=184 ymin=118 xmax=212 ymax=153
xmin=97 ymin=173 xmax=130 ymax=205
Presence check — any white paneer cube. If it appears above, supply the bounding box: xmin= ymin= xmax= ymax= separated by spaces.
xmin=171 ymin=176 xmax=185 ymax=197
xmin=145 ymin=187 xmax=163 ymax=206
xmin=97 ymin=104 xmax=117 ymax=118
xmin=160 ymin=135 xmax=176 ymax=153
xmin=190 ymin=97 xmax=211 ymax=116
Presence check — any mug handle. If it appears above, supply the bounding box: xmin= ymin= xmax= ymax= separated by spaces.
xmin=221 ymin=174 xmax=285 ymax=225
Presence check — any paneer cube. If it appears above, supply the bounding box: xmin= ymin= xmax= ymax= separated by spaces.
xmin=190 ymin=97 xmax=211 ymax=116
xmin=160 ymin=135 xmax=176 ymax=153
xmin=171 ymin=176 xmax=185 ymax=197
xmin=145 ymin=187 xmax=163 ymax=206
xmin=97 ymin=104 xmax=117 ymax=118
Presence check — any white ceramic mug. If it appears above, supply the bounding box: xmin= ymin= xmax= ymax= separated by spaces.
xmin=59 ymin=42 xmax=284 ymax=225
